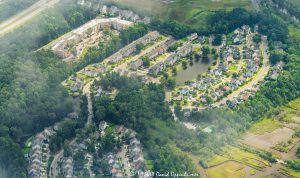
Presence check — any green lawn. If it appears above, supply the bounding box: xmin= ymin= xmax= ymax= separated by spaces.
xmin=249 ymin=118 xmax=282 ymax=135
xmin=206 ymin=146 xmax=269 ymax=172
xmin=229 ymin=64 xmax=238 ymax=72
xmin=288 ymin=98 xmax=300 ymax=111
xmin=224 ymin=146 xmax=269 ymax=169
xmin=280 ymin=167 xmax=300 ymax=177
xmin=146 ymin=160 xmax=154 ymax=170
xmin=25 ymin=136 xmax=33 ymax=147
xmin=207 ymin=161 xmax=245 ymax=178
xmin=76 ymin=73 xmax=88 ymax=79
xmin=207 ymin=155 xmax=230 ymax=167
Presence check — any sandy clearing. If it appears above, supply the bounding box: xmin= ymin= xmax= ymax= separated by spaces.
xmin=291 ymin=116 xmax=300 ymax=123
xmin=283 ymin=122 xmax=300 ymax=130
xmin=183 ymin=122 xmax=197 ymax=130
xmin=241 ymin=127 xmax=294 ymax=151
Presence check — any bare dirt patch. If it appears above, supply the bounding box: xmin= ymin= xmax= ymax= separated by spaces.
xmin=276 ymin=141 xmax=300 ymax=160
xmin=241 ymin=127 xmax=295 ymax=150
xmin=283 ymin=122 xmax=300 ymax=130
xmin=291 ymin=116 xmax=300 ymax=123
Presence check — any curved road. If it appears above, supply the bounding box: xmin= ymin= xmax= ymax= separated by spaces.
xmin=213 ymin=37 xmax=270 ymax=107
xmin=0 ymin=0 xmax=59 ymax=36
xmin=50 ymin=81 xmax=94 ymax=178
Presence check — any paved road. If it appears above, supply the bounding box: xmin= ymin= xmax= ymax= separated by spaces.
xmin=0 ymin=0 xmax=59 ymax=36
xmin=213 ymin=37 xmax=270 ymax=107
xmin=50 ymin=139 xmax=76 ymax=178
xmin=50 ymin=81 xmax=95 ymax=178
xmin=50 ymin=149 xmax=63 ymax=178
xmin=49 ymin=81 xmax=93 ymax=177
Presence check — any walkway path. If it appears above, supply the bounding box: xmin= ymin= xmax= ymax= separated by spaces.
xmin=82 ymin=81 xmax=94 ymax=126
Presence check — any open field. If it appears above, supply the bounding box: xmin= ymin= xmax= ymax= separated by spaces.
xmin=104 ymin=0 xmax=163 ymax=15
xmin=248 ymin=118 xmax=282 ymax=135
xmin=109 ymin=0 xmax=254 ymax=29
xmin=207 ymin=155 xmax=230 ymax=167
xmin=166 ymin=0 xmax=253 ymax=27
xmin=220 ymin=146 xmax=269 ymax=170
xmin=242 ymin=127 xmax=295 ymax=151
xmin=279 ymin=167 xmax=300 ymax=177
xmin=207 ymin=161 xmax=245 ymax=178
xmin=288 ymin=97 xmax=300 ymax=111
xmin=206 ymin=146 xmax=269 ymax=171
xmin=242 ymin=98 xmax=300 ymax=152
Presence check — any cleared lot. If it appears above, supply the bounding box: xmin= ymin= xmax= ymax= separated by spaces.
xmin=241 ymin=127 xmax=295 ymax=150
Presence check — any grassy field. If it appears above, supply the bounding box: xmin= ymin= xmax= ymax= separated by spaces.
xmin=207 ymin=161 xmax=245 ymax=178
xmin=249 ymin=118 xmax=282 ymax=135
xmin=288 ymin=98 xmax=300 ymax=111
xmin=269 ymin=97 xmax=300 ymax=122
xmin=279 ymin=167 xmax=300 ymax=177
xmin=166 ymin=0 xmax=253 ymax=28
xmin=110 ymin=0 xmax=254 ymax=30
xmin=225 ymin=147 xmax=269 ymax=169
xmin=146 ymin=160 xmax=154 ymax=170
xmin=207 ymin=155 xmax=230 ymax=167
xmin=206 ymin=146 xmax=269 ymax=171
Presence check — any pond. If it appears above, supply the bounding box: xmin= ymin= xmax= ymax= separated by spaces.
xmin=175 ymin=58 xmax=213 ymax=85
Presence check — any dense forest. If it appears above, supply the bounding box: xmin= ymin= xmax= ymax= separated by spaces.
xmin=270 ymin=0 xmax=300 ymax=20
xmin=93 ymin=73 xmax=198 ymax=173
xmin=0 ymin=0 xmax=37 ymax=22
xmin=0 ymin=4 xmax=97 ymax=177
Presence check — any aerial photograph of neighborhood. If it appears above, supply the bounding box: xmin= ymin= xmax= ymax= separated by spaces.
xmin=0 ymin=0 xmax=300 ymax=178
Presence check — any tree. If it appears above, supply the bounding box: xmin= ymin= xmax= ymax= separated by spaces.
xmin=63 ymin=141 xmax=71 ymax=157
xmin=270 ymin=50 xmax=287 ymax=64
xmin=172 ymin=67 xmax=177 ymax=76
xmin=212 ymin=34 xmax=222 ymax=46
xmin=142 ymin=56 xmax=150 ymax=67
xmin=166 ymin=79 xmax=176 ymax=90
xmin=150 ymin=19 xmax=191 ymax=39
xmin=202 ymin=46 xmax=210 ymax=57
xmin=135 ymin=43 xmax=144 ymax=54
xmin=182 ymin=61 xmax=188 ymax=70
xmin=253 ymin=34 xmax=262 ymax=43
